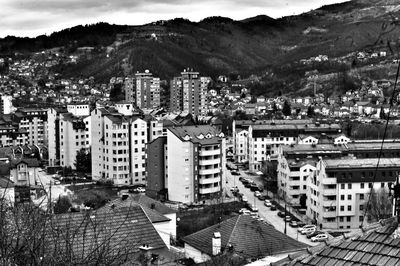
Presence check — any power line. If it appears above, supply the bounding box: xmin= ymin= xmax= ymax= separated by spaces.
xmin=361 ymin=59 xmax=400 ymax=228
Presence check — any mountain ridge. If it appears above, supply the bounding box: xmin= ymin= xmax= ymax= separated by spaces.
xmin=1 ymin=0 xmax=400 ymax=81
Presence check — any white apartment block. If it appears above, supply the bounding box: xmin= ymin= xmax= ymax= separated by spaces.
xmin=307 ymin=158 xmax=399 ymax=229
xmin=59 ymin=112 xmax=91 ymax=169
xmin=0 ymin=95 xmax=13 ymax=114
xmin=277 ymin=156 xmax=316 ymax=204
xmin=16 ymin=108 xmax=48 ymax=146
xmin=91 ymin=107 xmax=147 ymax=186
xmin=248 ymin=124 xmax=298 ymax=172
xmin=167 ymin=125 xmax=226 ymax=204
xmin=234 ymin=129 xmax=248 ymax=163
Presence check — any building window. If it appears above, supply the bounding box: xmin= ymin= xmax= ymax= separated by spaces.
xmin=341 ymin=184 xmax=345 ymax=189
xmin=359 ymin=216 xmax=364 ymax=222
xmin=360 ymin=205 xmax=364 ymax=211
xmin=340 ymin=195 xmax=345 ymax=201
xmin=348 ymin=195 xmax=352 ymax=200
xmin=360 ymin=194 xmax=364 ymax=200
xmin=348 ymin=205 xmax=352 ymax=211
xmin=348 ymin=184 xmax=352 ymax=189
xmin=360 ymin=183 xmax=364 ymax=189
xmin=381 ymin=182 xmax=385 ymax=188
xmin=347 ymin=216 xmax=351 ymax=222
xmin=340 ymin=206 xmax=344 ymax=211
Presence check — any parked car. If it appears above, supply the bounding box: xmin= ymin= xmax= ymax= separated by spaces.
xmin=284 ymin=216 xmax=291 ymax=222
xmin=270 ymin=205 xmax=277 ymax=211
xmin=250 ymin=212 xmax=259 ymax=218
xmin=241 ymin=196 xmax=248 ymax=202
xmin=264 ymin=200 xmax=272 ymax=207
xmin=254 ymin=191 xmax=261 ymax=197
xmin=298 ymin=224 xmax=316 ymax=233
xmin=257 ymin=217 xmax=265 ymax=222
xmin=311 ymin=233 xmax=329 ymax=242
xmin=257 ymin=195 xmax=266 ymax=201
xmin=301 ymin=227 xmax=316 ymax=235
xmin=277 ymin=211 xmax=286 ymax=218
xmin=239 ymin=208 xmax=251 ymax=215
xmin=250 ymin=184 xmax=259 ymax=192
xmin=248 ymin=204 xmax=258 ymax=212
xmin=289 ymin=221 xmax=298 ymax=227
xmin=239 ymin=177 xmax=244 ymax=182
xmin=136 ymin=187 xmax=146 ymax=193
xmin=307 ymin=231 xmax=325 ymax=239
xmin=230 ymin=186 xmax=239 ymax=192
xmin=297 ymin=221 xmax=306 ymax=228
xmin=231 ymin=171 xmax=240 ymax=176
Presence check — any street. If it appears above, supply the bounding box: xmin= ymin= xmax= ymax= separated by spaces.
xmin=33 ymin=169 xmax=73 ymax=210
xmin=224 ymin=167 xmax=318 ymax=246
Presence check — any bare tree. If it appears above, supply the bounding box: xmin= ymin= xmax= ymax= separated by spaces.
xmin=366 ymin=188 xmax=393 ymax=223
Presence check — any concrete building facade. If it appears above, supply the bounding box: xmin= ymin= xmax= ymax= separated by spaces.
xmin=170 ymin=69 xmax=210 ymax=116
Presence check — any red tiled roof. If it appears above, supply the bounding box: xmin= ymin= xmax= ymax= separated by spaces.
xmin=273 ymin=217 xmax=400 ymax=266
xmin=183 ymin=215 xmax=307 ymax=259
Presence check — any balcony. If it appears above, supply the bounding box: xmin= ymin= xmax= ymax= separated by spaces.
xmin=323 ymin=189 xmax=337 ymax=196
xmin=322 ymin=177 xmax=336 ymax=185
xmin=323 ymin=211 xmax=337 ymax=218
xmin=199 ymin=158 xmax=220 ymax=166
xmin=199 ymin=177 xmax=221 ymax=185
xmin=199 ymin=187 xmax=220 ymax=194
xmin=199 ymin=168 xmax=220 ymax=175
xmin=199 ymin=149 xmax=220 ymax=156
xmin=323 ymin=200 xmax=337 ymax=207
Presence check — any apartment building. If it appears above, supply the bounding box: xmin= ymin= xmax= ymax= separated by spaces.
xmin=14 ymin=108 xmax=48 ymax=146
xmin=47 ymin=107 xmax=67 ymax=167
xmin=170 ymin=69 xmax=210 ymax=116
xmin=47 ymin=104 xmax=90 ymax=169
xmin=235 ymin=129 xmax=248 ymax=163
xmin=91 ymin=107 xmax=147 ymax=186
xmin=124 ymin=77 xmax=135 ymax=103
xmin=232 ymin=119 xmax=313 ymax=159
xmin=247 ymin=121 xmax=342 ymax=171
xmin=0 ymin=95 xmax=13 ymax=114
xmin=277 ymin=157 xmax=316 ymax=204
xmin=307 ymin=158 xmax=399 ymax=229
xmin=277 ymin=141 xmax=400 ymax=208
xmin=166 ymin=125 xmax=226 ymax=204
xmin=135 ymin=71 xmax=161 ymax=109
xmin=59 ymin=112 xmax=91 ymax=169
xmin=124 ymin=71 xmax=161 ymax=109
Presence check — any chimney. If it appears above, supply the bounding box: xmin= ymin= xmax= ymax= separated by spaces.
xmin=212 ymin=232 xmax=221 ymax=256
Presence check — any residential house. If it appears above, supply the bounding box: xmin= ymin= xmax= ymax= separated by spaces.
xmin=182 ymin=215 xmax=307 ymax=264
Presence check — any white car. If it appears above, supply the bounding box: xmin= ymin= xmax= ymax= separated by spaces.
xmin=311 ymin=233 xmax=328 ymax=242
xmin=254 ymin=191 xmax=261 ymax=197
xmin=264 ymin=200 xmax=272 ymax=207
xmin=301 ymin=227 xmax=316 ymax=235
xmin=239 ymin=208 xmax=251 ymax=215
xmin=248 ymin=204 xmax=258 ymax=212
xmin=242 ymin=196 xmax=248 ymax=202
xmin=298 ymin=224 xmax=316 ymax=233
xmin=136 ymin=187 xmax=146 ymax=193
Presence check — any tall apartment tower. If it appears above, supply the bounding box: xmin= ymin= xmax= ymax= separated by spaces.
xmin=135 ymin=70 xmax=161 ymax=109
xmin=48 ymin=104 xmax=91 ymax=169
xmin=91 ymin=106 xmax=147 ymax=186
xmin=170 ymin=69 xmax=210 ymax=116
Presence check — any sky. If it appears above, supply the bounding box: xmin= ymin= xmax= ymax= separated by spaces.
xmin=1 ymin=0 xmax=349 ymax=38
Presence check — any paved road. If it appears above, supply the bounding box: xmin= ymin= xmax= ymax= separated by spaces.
xmin=33 ymin=170 xmax=73 ymax=209
xmin=224 ymin=168 xmax=317 ymax=246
